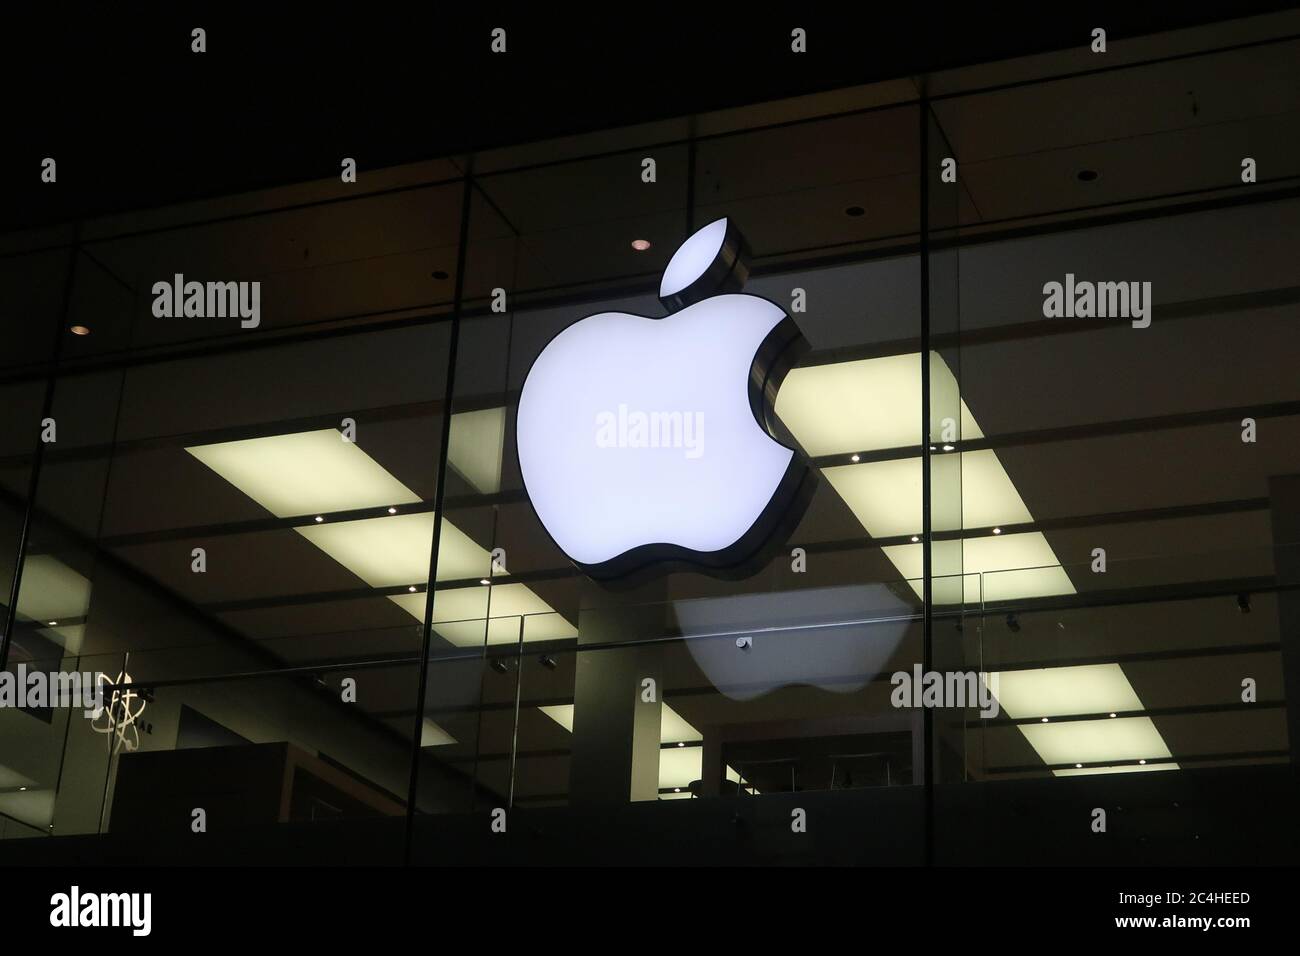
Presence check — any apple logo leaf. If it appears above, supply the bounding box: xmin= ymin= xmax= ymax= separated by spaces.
xmin=659 ymin=218 xmax=751 ymax=312
xmin=517 ymin=218 xmax=816 ymax=582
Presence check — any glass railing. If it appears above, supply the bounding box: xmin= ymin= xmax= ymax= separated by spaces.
xmin=0 ymin=544 xmax=1288 ymax=849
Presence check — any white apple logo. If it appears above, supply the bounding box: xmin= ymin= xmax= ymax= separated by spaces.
xmin=517 ymin=218 xmax=814 ymax=580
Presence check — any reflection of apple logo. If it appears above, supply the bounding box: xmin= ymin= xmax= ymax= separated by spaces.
xmin=675 ymin=585 xmax=911 ymax=701
xmin=517 ymin=218 xmax=815 ymax=580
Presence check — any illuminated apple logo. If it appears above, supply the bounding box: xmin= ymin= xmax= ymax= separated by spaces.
xmin=517 ymin=218 xmax=815 ymax=580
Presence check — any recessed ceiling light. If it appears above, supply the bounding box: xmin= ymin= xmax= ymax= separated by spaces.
xmin=1075 ymin=763 xmax=1083 ymax=768
xmin=631 ymin=239 xmax=651 ymax=251
xmin=479 ymin=578 xmax=491 ymax=586
xmin=910 ymin=535 xmax=919 ymax=543
xmin=942 ymin=444 xmax=955 ymax=452
xmin=1076 ymin=168 xmax=1100 ymax=183
xmin=387 ymin=507 xmax=397 ymax=514
xmin=18 ymin=786 xmax=27 ymax=791
xmin=47 ymin=621 xmax=58 ymax=626
xmin=1041 ymin=717 xmax=1049 ymax=723
xmin=844 ymin=205 xmax=865 ymax=217
xmin=992 ymin=527 xmax=1002 ymax=535
xmin=314 ymin=515 xmax=324 ymax=523
xmin=677 ymin=741 xmax=685 ymax=747
xmin=431 ymin=270 xmax=450 ymax=280
xmin=1109 ymin=712 xmax=1117 ymax=718
xmin=673 ymin=787 xmax=681 ymax=793
xmin=1139 ymin=759 xmax=1147 ymax=765
xmin=407 ymin=585 xmax=417 ymax=593
xmin=850 ymin=454 xmax=860 ymax=463
xmin=69 ymin=325 xmax=91 ymax=336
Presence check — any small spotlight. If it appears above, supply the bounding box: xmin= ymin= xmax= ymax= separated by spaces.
xmin=673 ymin=787 xmax=681 ymax=793
xmin=387 ymin=507 xmax=397 ymax=514
xmin=1139 ymin=759 xmax=1147 ymax=765
xmin=677 ymin=741 xmax=685 ymax=747
xmin=992 ymin=527 xmax=1002 ymax=535
xmin=490 ymin=659 xmax=509 ymax=675
xmin=70 ymin=325 xmax=91 ymax=336
xmin=942 ymin=444 xmax=955 ymax=452
xmin=18 ymin=786 xmax=27 ymax=791
xmin=431 ymin=269 xmax=450 ymax=280
xmin=407 ymin=585 xmax=417 ymax=593
xmin=314 ymin=515 xmax=324 ymax=523
xmin=844 ymin=205 xmax=866 ymax=218
xmin=1236 ymin=592 xmax=1251 ymax=614
xmin=538 ymin=655 xmax=557 ymax=670
xmin=850 ymin=454 xmax=860 ymax=463
xmin=1075 ymin=763 xmax=1083 ymax=769
xmin=1076 ymin=168 xmax=1100 ymax=183
xmin=47 ymin=621 xmax=58 ymax=626
xmin=479 ymin=578 xmax=491 ymax=586
xmin=910 ymin=535 xmax=919 ymax=543
xmin=631 ymin=238 xmax=651 ymax=251
xmin=1109 ymin=712 xmax=1117 ymax=718
xmin=1040 ymin=717 xmax=1049 ymax=723
xmin=1005 ymin=612 xmax=1020 ymax=633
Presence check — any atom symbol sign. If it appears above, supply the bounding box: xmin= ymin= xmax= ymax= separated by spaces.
xmin=90 ymin=671 xmax=146 ymax=754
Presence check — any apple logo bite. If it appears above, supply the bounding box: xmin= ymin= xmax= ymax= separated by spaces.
xmin=516 ymin=218 xmax=815 ymax=581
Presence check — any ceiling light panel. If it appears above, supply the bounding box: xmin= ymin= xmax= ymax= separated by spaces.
xmin=447 ymin=408 xmax=506 ymax=495
xmin=298 ymin=513 xmax=490 ymax=587
xmin=775 ymin=353 xmax=1072 ymax=603
xmin=15 ymin=555 xmax=92 ymax=624
xmin=1053 ymin=762 xmax=1178 ymax=777
xmin=775 ymin=353 xmax=981 ymax=456
xmin=988 ymin=663 xmax=1144 ymax=719
xmin=883 ymin=534 xmax=1075 ymax=603
xmin=539 ymin=704 xmax=575 ymax=733
xmin=984 ymin=663 xmax=1178 ymax=774
xmin=186 ymin=428 xmax=421 ymax=517
xmin=389 ymin=586 xmax=578 ymax=646
xmin=188 ymin=429 xmax=577 ymax=644
xmin=1020 ymin=716 xmax=1173 ymax=766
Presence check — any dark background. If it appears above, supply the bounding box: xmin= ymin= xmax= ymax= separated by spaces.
xmin=4 ymin=3 xmax=1296 ymax=229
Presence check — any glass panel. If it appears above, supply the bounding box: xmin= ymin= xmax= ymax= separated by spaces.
xmin=0 ymin=179 xmax=462 ymax=852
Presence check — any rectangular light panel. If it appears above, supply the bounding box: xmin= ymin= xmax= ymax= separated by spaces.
xmin=776 ymin=353 xmax=1074 ymax=604
xmin=990 ymin=663 xmax=1144 ymax=719
xmin=1020 ymin=716 xmax=1173 ymax=765
xmin=776 ymin=353 xmax=980 ymax=455
xmin=447 ymin=408 xmax=506 ymax=495
xmin=986 ymin=663 xmax=1178 ymax=774
xmin=16 ymin=555 xmax=92 ymax=624
xmin=186 ymin=428 xmax=421 ymax=517
xmin=390 ymin=585 xmax=578 ymax=646
xmin=188 ymin=430 xmax=577 ymax=647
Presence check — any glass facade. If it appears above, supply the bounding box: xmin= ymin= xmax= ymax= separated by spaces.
xmin=1 ymin=21 xmax=1298 ymax=865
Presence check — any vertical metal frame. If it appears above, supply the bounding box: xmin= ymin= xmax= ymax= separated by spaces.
xmin=402 ymin=165 xmax=476 ymax=863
